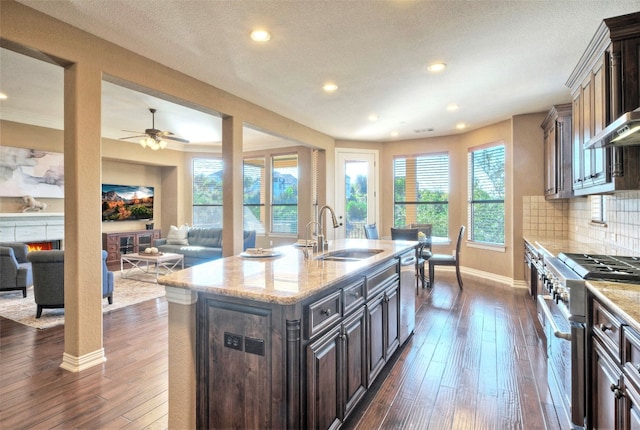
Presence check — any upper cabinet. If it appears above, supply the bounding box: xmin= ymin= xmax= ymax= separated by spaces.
xmin=541 ymin=103 xmax=572 ymax=199
xmin=566 ymin=12 xmax=640 ymax=196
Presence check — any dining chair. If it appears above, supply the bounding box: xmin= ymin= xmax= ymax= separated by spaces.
xmin=390 ymin=227 xmax=426 ymax=291
xmin=363 ymin=223 xmax=379 ymax=239
xmin=428 ymin=225 xmax=465 ymax=290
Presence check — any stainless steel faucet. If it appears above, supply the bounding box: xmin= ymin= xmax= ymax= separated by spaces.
xmin=317 ymin=205 xmax=339 ymax=253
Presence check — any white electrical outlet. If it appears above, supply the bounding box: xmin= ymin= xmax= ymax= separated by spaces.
xmin=270 ymin=240 xmax=273 ymax=246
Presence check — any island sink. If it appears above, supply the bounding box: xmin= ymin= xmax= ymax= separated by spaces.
xmin=315 ymin=248 xmax=384 ymax=261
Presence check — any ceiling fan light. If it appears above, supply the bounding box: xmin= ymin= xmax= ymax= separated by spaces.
xmin=159 ymin=140 xmax=167 ymax=149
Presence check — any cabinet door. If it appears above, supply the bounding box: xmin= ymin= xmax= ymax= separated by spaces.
xmin=572 ymin=91 xmax=584 ymax=190
xmin=624 ymin=378 xmax=640 ymax=430
xmin=544 ymin=124 xmax=557 ymax=196
xmin=137 ymin=232 xmax=154 ymax=252
xmin=343 ymin=309 xmax=367 ymax=418
xmin=119 ymin=234 xmax=135 ymax=255
xmin=307 ymin=326 xmax=342 ymax=430
xmin=592 ymin=339 xmax=622 ymax=429
xmin=366 ymin=294 xmax=385 ymax=387
xmin=590 ymin=59 xmax=608 ymax=186
xmin=384 ymin=284 xmax=400 ymax=358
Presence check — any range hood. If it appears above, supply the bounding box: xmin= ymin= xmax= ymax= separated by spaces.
xmin=585 ymin=109 xmax=640 ymax=149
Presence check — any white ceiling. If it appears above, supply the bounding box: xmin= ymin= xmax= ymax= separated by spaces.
xmin=4 ymin=1 xmax=640 ymax=148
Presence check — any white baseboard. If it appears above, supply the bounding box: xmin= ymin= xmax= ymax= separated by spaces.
xmin=60 ymin=348 xmax=106 ymax=372
xmin=436 ymin=265 xmax=526 ymax=288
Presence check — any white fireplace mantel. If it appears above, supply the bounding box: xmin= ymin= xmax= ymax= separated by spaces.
xmin=0 ymin=212 xmax=64 ymax=243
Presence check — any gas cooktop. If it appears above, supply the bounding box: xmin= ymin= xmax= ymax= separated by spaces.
xmin=558 ymin=253 xmax=640 ymax=282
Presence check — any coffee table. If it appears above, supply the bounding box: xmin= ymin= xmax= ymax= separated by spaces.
xmin=121 ymin=252 xmax=184 ymax=283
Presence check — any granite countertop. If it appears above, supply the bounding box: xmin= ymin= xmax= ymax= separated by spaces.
xmin=157 ymin=239 xmax=415 ymax=305
xmin=587 ymin=281 xmax=640 ymax=333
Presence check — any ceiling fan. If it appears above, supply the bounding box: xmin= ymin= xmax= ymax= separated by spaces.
xmin=120 ymin=108 xmax=190 ymax=150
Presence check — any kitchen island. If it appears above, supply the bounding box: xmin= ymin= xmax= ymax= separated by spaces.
xmin=158 ymin=239 xmax=417 ymax=429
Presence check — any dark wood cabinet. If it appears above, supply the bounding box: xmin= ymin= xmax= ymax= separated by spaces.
xmin=588 ymin=293 xmax=640 ymax=429
xmin=541 ymin=103 xmax=572 ymax=199
xmin=102 ymin=229 xmax=160 ymax=268
xmin=567 ymin=12 xmax=640 ymax=196
xmin=196 ymin=254 xmax=408 ymax=430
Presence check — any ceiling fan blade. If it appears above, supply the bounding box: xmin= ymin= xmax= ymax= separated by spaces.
xmin=119 ymin=134 xmax=148 ymax=140
xmin=164 ymin=135 xmax=190 ymax=144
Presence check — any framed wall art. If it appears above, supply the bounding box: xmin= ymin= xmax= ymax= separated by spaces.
xmin=0 ymin=146 xmax=64 ymax=198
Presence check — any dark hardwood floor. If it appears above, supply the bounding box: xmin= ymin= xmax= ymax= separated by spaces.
xmin=0 ymin=272 xmax=561 ymax=429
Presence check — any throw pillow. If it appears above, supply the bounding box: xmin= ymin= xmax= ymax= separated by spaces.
xmin=166 ymin=224 xmax=189 ymax=245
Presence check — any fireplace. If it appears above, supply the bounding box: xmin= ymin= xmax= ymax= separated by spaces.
xmin=26 ymin=240 xmax=62 ymax=252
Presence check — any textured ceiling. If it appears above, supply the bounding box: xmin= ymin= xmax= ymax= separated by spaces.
xmin=5 ymin=1 xmax=640 ymax=146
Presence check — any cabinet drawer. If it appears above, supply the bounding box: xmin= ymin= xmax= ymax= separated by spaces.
xmin=306 ymin=290 xmax=342 ymax=339
xmin=366 ymin=260 xmax=398 ymax=298
xmin=343 ymin=279 xmax=365 ymax=315
xmin=624 ymin=326 xmax=640 ymax=390
xmin=592 ymin=300 xmax=622 ymax=361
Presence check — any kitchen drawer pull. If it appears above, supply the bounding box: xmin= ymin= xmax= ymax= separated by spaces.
xmin=599 ymin=324 xmax=612 ymax=332
xmin=350 ymin=291 xmax=360 ymax=298
xmin=321 ymin=309 xmax=332 ymax=316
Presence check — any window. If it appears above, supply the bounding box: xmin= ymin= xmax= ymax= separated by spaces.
xmin=393 ymin=153 xmax=449 ymax=237
xmin=192 ymin=158 xmax=223 ymax=227
xmin=244 ymin=157 xmax=266 ymax=233
xmin=468 ymin=144 xmax=505 ymax=245
xmin=271 ymin=154 xmax=298 ymax=234
xmin=590 ymin=195 xmax=607 ymax=225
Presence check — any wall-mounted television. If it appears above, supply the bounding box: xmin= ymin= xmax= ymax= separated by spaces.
xmin=102 ymin=184 xmax=154 ymax=222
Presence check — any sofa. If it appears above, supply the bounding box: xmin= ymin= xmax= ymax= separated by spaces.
xmin=155 ymin=226 xmax=256 ymax=267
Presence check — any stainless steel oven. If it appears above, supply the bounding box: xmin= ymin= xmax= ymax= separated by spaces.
xmin=538 ymin=252 xmax=640 ymax=430
xmin=537 ymin=256 xmax=586 ymax=430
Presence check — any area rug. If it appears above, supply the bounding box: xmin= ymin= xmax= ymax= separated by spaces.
xmin=0 ymin=272 xmax=166 ymax=330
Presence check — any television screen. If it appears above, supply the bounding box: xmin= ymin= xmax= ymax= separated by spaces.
xmin=102 ymin=184 xmax=154 ymax=221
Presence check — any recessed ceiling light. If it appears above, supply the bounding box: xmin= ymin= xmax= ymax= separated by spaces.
xmin=427 ymin=62 xmax=446 ymax=72
xmin=368 ymin=114 xmax=378 ymax=122
xmin=456 ymin=123 xmax=467 ymax=130
xmin=322 ymin=83 xmax=338 ymax=93
xmin=0 ymin=93 xmax=7 ymax=100
xmin=446 ymin=103 xmax=459 ymax=111
xmin=390 ymin=131 xmax=399 ymax=137
xmin=250 ymin=29 xmax=271 ymax=42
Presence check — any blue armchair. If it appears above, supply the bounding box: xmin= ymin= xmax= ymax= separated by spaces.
xmin=102 ymin=250 xmax=114 ymax=304
xmin=0 ymin=242 xmax=33 ymax=298
xmin=27 ymin=250 xmax=114 ymax=318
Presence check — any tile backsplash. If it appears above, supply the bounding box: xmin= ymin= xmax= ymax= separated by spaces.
xmin=522 ymin=196 xmax=569 ymax=237
xmin=523 ymin=191 xmax=640 ymax=255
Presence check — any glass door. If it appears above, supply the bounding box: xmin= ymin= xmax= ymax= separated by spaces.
xmin=335 ymin=149 xmax=378 ymax=239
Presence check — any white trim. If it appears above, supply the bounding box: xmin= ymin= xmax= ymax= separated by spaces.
xmin=165 ymin=286 xmax=198 ymax=305
xmin=437 ymin=265 xmax=521 ymax=288
xmin=60 ymin=348 xmax=106 ymax=372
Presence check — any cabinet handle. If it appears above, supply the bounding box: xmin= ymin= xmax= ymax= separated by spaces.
xmin=635 ymin=363 xmax=640 ymax=374
xmin=610 ymin=383 xmax=625 ymax=399
xmin=321 ymin=309 xmax=332 ymax=316
xmin=599 ymin=324 xmax=612 ymax=332
xmin=350 ymin=291 xmax=360 ymax=298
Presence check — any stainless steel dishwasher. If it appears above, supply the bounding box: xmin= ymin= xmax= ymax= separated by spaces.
xmin=398 ymin=249 xmax=416 ymax=344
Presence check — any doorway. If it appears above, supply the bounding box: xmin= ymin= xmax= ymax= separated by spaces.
xmin=335 ymin=149 xmax=379 ymax=239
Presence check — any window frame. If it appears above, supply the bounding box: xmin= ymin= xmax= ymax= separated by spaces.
xmin=192 ymin=157 xmax=224 ymax=228
xmin=393 ymin=152 xmax=450 ymax=238
xmin=270 ymin=153 xmax=299 ymax=235
xmin=467 ymin=142 xmax=505 ymax=247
